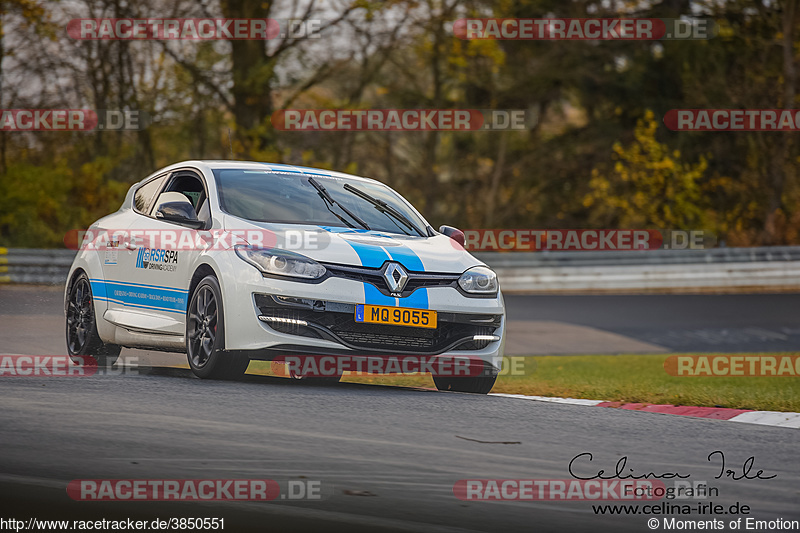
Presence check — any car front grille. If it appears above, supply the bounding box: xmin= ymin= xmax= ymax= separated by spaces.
xmin=336 ymin=330 xmax=435 ymax=349
xmin=322 ymin=263 xmax=460 ymax=298
xmin=253 ymin=294 xmax=501 ymax=354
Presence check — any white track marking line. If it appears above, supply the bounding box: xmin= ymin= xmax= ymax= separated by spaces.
xmin=489 ymin=393 xmax=605 ymax=406
xmin=728 ymin=411 xmax=800 ymax=428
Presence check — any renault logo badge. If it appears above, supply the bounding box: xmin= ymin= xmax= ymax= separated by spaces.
xmin=383 ymin=263 xmax=409 ymax=293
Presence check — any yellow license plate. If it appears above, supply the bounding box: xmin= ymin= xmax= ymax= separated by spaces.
xmin=355 ymin=304 xmax=437 ymax=329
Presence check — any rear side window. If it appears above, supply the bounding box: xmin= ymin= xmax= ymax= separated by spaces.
xmin=133 ymin=175 xmax=167 ymax=215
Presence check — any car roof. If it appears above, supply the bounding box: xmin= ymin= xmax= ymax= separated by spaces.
xmin=172 ymin=160 xmax=377 ymax=184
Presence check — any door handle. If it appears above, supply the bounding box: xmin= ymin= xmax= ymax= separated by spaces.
xmin=123 ymin=240 xmax=138 ymax=250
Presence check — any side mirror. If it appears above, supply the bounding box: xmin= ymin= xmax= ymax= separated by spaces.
xmin=439 ymin=225 xmax=465 ymax=246
xmin=155 ymin=201 xmax=204 ymax=229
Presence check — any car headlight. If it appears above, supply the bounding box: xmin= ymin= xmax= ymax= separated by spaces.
xmin=235 ymin=246 xmax=326 ymax=279
xmin=458 ymin=266 xmax=498 ymax=295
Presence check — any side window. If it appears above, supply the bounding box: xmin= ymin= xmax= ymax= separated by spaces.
xmin=158 ymin=173 xmax=208 ymax=216
xmin=133 ymin=175 xmax=167 ymax=215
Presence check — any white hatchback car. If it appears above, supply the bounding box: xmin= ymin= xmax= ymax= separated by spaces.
xmin=65 ymin=161 xmax=505 ymax=393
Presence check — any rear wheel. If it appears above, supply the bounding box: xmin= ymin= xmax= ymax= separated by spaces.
xmin=433 ymin=363 xmax=497 ymax=394
xmin=186 ymin=275 xmax=249 ymax=379
xmin=66 ymin=272 xmax=121 ymax=366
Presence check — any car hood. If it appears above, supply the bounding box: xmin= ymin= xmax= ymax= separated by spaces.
xmin=222 ymin=216 xmax=482 ymax=274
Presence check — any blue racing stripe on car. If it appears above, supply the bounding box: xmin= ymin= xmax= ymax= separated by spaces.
xmin=364 ymin=283 xmax=396 ymax=306
xmin=318 ymin=226 xmax=390 ymax=268
xmin=90 ymin=280 xmax=108 ymax=299
xmin=384 ymin=245 xmax=424 ymax=271
xmin=384 ymin=245 xmax=428 ymax=309
xmin=344 ymin=239 xmax=391 ymax=269
xmin=293 ymin=166 xmax=332 ymax=176
xmin=261 ymin=163 xmax=302 ymax=173
xmin=89 ymin=279 xmax=189 ymax=293
xmin=260 ymin=163 xmax=333 ymax=177
xmin=400 ymin=285 xmax=428 ymax=309
xmin=318 ymin=226 xmax=429 ymax=309
xmin=90 ymin=280 xmax=187 ymax=314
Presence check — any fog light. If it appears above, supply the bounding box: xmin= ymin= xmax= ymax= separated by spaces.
xmin=258 ymin=316 xmax=308 ymax=326
xmin=472 ymin=334 xmax=500 ymax=342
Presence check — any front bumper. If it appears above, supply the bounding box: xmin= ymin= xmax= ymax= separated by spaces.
xmin=218 ymin=260 xmax=505 ymax=370
xmin=254 ymin=294 xmax=502 ymax=355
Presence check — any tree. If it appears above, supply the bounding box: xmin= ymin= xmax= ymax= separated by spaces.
xmin=583 ymin=110 xmax=710 ymax=230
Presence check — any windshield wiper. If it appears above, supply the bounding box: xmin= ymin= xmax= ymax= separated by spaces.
xmin=308 ymin=177 xmax=370 ymax=231
xmin=342 ymin=183 xmax=424 ymax=237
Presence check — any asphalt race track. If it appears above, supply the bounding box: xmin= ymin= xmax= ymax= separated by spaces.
xmin=1 ymin=286 xmax=799 ymax=532
xmin=504 ymin=293 xmax=800 ymax=353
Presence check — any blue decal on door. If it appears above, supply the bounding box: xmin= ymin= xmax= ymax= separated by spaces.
xmin=90 ymin=280 xmax=187 ymax=314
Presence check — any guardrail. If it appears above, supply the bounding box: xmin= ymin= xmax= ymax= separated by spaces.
xmin=474 ymin=247 xmax=800 ymax=292
xmin=2 ymin=246 xmax=800 ymax=292
xmin=473 ymin=245 xmax=800 ymax=267
xmin=0 ymin=248 xmax=77 ymax=285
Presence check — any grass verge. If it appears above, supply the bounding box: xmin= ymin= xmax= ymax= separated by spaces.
xmin=247 ymin=354 xmax=800 ymax=412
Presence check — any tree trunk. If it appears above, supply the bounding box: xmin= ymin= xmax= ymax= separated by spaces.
xmin=221 ymin=0 xmax=275 ymax=150
xmin=764 ymin=0 xmax=797 ymax=243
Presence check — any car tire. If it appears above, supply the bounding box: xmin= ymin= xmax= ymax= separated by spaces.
xmin=432 ymin=363 xmax=497 ymax=394
xmin=186 ymin=275 xmax=249 ymax=380
xmin=66 ymin=272 xmax=121 ymax=367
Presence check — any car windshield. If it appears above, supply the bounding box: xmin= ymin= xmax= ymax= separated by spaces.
xmin=212 ymin=168 xmax=428 ymax=236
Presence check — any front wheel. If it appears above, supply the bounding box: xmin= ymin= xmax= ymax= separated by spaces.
xmin=66 ymin=272 xmax=120 ymax=366
xmin=186 ymin=276 xmax=249 ymax=380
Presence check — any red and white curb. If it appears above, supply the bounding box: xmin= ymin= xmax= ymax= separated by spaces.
xmin=489 ymin=393 xmax=800 ymax=429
